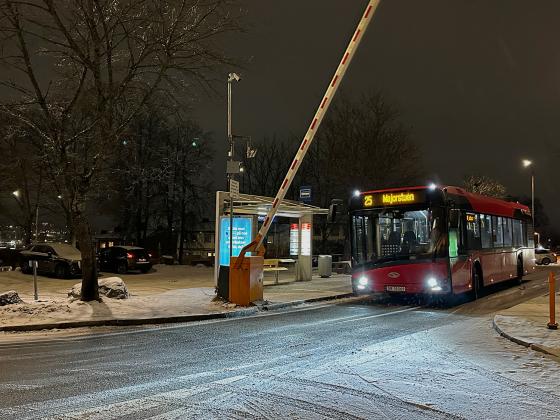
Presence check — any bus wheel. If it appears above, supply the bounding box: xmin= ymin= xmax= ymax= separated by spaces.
xmin=516 ymin=258 xmax=524 ymax=284
xmin=472 ymin=266 xmax=483 ymax=300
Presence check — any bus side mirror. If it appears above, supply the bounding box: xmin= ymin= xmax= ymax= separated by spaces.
xmin=449 ymin=209 xmax=460 ymax=229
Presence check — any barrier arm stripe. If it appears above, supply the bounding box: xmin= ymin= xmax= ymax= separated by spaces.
xmin=233 ymin=0 xmax=382 ymax=268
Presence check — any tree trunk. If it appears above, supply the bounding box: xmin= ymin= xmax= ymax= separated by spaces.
xmin=178 ymin=199 xmax=186 ymax=264
xmin=74 ymin=211 xmax=99 ymax=301
xmin=66 ymin=212 xmax=77 ymax=246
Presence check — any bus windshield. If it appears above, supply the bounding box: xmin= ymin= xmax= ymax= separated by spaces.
xmin=351 ymin=207 xmax=447 ymax=266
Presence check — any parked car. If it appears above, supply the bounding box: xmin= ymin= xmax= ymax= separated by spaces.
xmin=20 ymin=243 xmax=82 ymax=278
xmin=0 ymin=248 xmax=22 ymax=270
xmin=535 ymin=248 xmax=556 ymax=265
xmin=98 ymin=246 xmax=152 ymax=274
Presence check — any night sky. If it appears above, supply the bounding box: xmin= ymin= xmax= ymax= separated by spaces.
xmin=194 ymin=0 xmax=559 ymax=230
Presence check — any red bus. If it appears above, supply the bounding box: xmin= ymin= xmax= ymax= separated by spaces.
xmin=349 ymin=185 xmax=535 ymax=298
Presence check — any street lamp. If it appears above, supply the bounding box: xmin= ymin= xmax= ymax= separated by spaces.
xmin=522 ymin=159 xmax=535 ymax=231
xmin=227 ymin=72 xmax=241 ymax=258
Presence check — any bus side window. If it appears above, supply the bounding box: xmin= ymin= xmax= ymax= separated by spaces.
xmin=492 ymin=216 xmax=504 ymax=248
xmin=512 ymin=219 xmax=522 ymax=247
xmin=526 ymin=222 xmax=535 ymax=248
xmin=480 ymin=214 xmax=493 ymax=249
xmin=503 ymin=218 xmax=513 ymax=247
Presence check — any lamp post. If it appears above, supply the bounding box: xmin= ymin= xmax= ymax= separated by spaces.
xmin=13 ymin=189 xmax=39 ymax=300
xmin=522 ymin=159 xmax=535 ymax=230
xmin=227 ymin=73 xmax=241 ymax=259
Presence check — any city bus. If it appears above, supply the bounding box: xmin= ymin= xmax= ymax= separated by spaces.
xmin=349 ymin=185 xmax=535 ymax=298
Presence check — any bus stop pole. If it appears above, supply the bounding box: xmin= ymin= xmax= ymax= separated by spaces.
xmin=33 ymin=260 xmax=38 ymax=301
xmin=548 ymin=272 xmax=558 ymax=329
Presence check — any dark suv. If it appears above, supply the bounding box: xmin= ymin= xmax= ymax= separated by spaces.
xmin=20 ymin=243 xmax=82 ymax=278
xmin=98 ymin=246 xmax=152 ymax=274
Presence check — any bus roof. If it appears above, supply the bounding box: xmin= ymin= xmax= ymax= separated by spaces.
xmin=358 ymin=185 xmax=530 ymax=219
xmin=443 ymin=186 xmax=530 ymax=219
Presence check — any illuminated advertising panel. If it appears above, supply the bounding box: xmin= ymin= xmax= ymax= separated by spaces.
xmin=301 ymin=223 xmax=311 ymax=256
xmin=219 ymin=216 xmax=253 ymax=266
xmin=290 ymin=223 xmax=299 ymax=256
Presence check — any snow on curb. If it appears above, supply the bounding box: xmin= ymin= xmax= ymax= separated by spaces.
xmin=0 ymin=293 xmax=358 ymax=333
xmin=492 ymin=315 xmax=559 ymax=360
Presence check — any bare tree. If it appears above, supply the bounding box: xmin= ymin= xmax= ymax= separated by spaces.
xmin=300 ymin=92 xmax=425 ymax=253
xmin=463 ymin=175 xmax=507 ymax=199
xmin=0 ymin=0 xmax=240 ymax=300
xmin=240 ymin=135 xmax=295 ymax=197
xmin=0 ymin=115 xmax=43 ymax=245
xmin=114 ymin=102 xmax=213 ymax=262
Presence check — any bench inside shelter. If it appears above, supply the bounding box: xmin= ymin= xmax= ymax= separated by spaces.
xmin=263 ymin=258 xmax=295 ymax=284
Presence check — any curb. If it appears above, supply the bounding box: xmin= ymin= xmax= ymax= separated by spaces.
xmin=492 ymin=316 xmax=559 ymax=360
xmin=260 ymin=292 xmax=355 ymax=311
xmin=0 ymin=292 xmax=356 ymax=333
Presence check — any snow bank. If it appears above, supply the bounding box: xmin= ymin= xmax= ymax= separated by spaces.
xmin=0 ymin=290 xmax=23 ymax=306
xmin=68 ymin=277 xmax=129 ymax=300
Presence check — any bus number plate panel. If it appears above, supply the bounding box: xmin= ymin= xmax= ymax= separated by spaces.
xmin=386 ymin=286 xmax=406 ymax=292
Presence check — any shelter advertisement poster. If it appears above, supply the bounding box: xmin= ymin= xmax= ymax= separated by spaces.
xmin=301 ymin=223 xmax=311 ymax=256
xmin=219 ymin=217 xmax=253 ymax=266
xmin=290 ymin=223 xmax=299 ymax=255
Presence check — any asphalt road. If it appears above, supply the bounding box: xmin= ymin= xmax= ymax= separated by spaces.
xmin=1 ymin=267 xmax=559 ymax=419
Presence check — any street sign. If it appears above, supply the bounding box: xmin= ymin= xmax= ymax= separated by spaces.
xmin=230 ymin=179 xmax=240 ymax=198
xmin=299 ymin=186 xmax=312 ymax=203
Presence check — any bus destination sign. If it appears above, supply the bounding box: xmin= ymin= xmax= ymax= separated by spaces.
xmin=362 ymin=190 xmax=425 ymax=208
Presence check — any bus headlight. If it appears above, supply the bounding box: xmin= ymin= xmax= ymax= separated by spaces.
xmin=426 ymin=277 xmax=444 ymax=292
xmin=358 ymin=276 xmax=369 ymax=286
xmin=426 ymin=277 xmax=438 ymax=288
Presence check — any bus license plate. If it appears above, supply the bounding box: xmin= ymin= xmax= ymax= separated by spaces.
xmin=386 ymin=286 xmax=406 ymax=292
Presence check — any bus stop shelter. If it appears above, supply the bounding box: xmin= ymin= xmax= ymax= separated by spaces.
xmin=214 ymin=191 xmax=328 ymax=295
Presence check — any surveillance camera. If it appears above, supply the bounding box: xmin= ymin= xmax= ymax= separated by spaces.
xmin=229 ymin=72 xmax=241 ymax=82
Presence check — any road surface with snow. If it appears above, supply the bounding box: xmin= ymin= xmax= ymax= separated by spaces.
xmin=0 ymin=267 xmax=559 ymax=419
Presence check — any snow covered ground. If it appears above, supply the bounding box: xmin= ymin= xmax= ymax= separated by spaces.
xmin=0 ymin=265 xmax=351 ymax=329
xmin=4 ymin=311 xmax=558 ymax=419
xmin=494 ymin=290 xmax=560 ymax=357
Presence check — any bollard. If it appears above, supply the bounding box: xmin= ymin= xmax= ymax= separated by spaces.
xmin=32 ymin=260 xmax=38 ymax=301
xmin=548 ymin=272 xmax=558 ymax=330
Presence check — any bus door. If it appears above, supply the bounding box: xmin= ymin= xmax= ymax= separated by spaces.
xmin=449 ymin=210 xmax=471 ymax=294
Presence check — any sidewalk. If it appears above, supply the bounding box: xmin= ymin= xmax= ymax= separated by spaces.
xmin=493 ymin=291 xmax=560 ymax=359
xmin=0 ymin=265 xmax=353 ymax=332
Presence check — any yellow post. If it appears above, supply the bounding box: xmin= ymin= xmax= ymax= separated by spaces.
xmin=548 ymin=272 xmax=558 ymax=330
